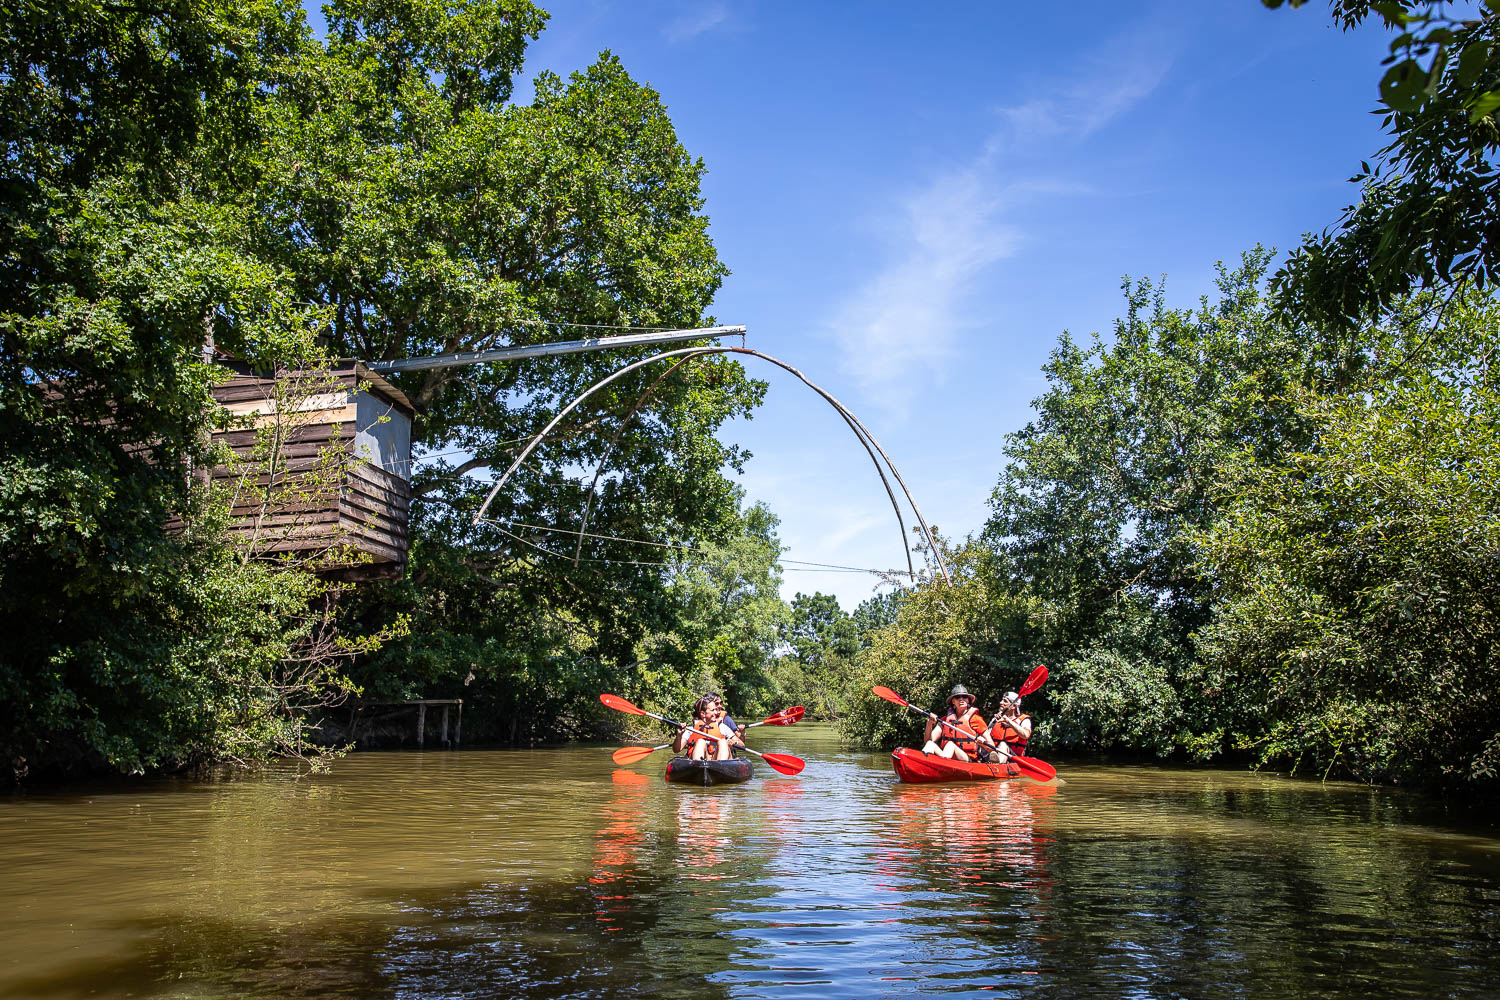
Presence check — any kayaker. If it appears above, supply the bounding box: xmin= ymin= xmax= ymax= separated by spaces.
xmin=708 ymin=696 xmax=747 ymax=753
xmin=675 ymin=694 xmax=734 ymax=761
xmin=985 ymin=690 xmax=1033 ymax=760
xmin=922 ymin=685 xmax=987 ymax=761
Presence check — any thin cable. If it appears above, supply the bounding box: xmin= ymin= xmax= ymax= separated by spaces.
xmin=496 ymin=519 xmax=897 ymax=575
xmin=491 ymin=523 xmax=675 ymax=570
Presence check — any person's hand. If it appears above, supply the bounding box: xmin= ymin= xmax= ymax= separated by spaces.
xmin=928 ymin=712 xmax=939 ymax=723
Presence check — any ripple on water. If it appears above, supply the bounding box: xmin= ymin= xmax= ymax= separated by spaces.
xmin=4 ymin=732 xmax=1500 ymax=999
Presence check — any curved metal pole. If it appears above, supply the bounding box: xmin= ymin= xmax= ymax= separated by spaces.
xmin=473 ymin=345 xmax=950 ymax=585
xmin=473 ymin=346 xmax=714 ymax=528
xmin=573 ymin=353 xmax=700 ymax=566
xmin=724 ymin=348 xmax=951 ymax=586
xmin=572 ymin=349 xmax=916 ymax=581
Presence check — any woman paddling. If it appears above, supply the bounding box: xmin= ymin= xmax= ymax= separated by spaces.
xmin=922 ymin=685 xmax=988 ymax=761
xmin=985 ymin=691 xmax=1033 ymax=760
xmin=674 ymin=694 xmax=737 ymax=761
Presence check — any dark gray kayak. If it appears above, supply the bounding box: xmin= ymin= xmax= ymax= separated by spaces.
xmin=664 ymin=756 xmax=753 ymax=785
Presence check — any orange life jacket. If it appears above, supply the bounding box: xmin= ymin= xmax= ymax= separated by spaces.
xmin=990 ymin=713 xmax=1031 ymax=752
xmin=685 ymin=720 xmax=731 ymax=754
xmin=940 ymin=708 xmax=986 ymax=755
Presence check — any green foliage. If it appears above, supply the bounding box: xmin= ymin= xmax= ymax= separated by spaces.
xmin=1264 ymin=2 xmax=1500 ymax=328
xmin=1046 ymin=649 xmax=1180 ymax=755
xmin=2 ymin=0 xmax=779 ymax=775
xmin=0 ymin=0 xmax=373 ymax=779
xmin=840 ymin=540 xmax=1059 ymax=750
xmin=843 ymin=253 xmax=1498 ymax=791
xmin=1197 ymin=294 xmax=1500 ymax=782
xmin=770 ymin=592 xmax=858 ymax=719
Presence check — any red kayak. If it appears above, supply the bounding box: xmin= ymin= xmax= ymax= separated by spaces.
xmin=891 ymin=747 xmax=1022 ymax=784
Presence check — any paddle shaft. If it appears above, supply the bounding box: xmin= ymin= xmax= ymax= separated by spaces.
xmin=622 ymin=703 xmax=785 ymax=767
xmin=744 ymin=708 xmax=802 ymax=729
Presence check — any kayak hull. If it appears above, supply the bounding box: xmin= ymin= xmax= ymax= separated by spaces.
xmin=891 ymin=747 xmax=1020 ymax=783
xmin=664 ymin=756 xmax=754 ymax=785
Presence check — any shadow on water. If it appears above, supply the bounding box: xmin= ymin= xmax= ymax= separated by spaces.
xmin=0 ymin=874 xmax=736 ymax=1000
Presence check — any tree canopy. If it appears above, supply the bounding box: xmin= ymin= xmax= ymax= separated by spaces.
xmin=1264 ymin=1 xmax=1500 ymax=328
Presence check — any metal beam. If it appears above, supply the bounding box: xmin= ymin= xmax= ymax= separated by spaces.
xmin=365 ymin=325 xmax=746 ymax=374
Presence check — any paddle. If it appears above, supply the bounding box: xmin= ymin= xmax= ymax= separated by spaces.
xmin=871 ymin=685 xmax=1057 ymax=781
xmin=599 ymin=694 xmax=807 ymax=775
xmin=611 ymin=708 xmax=802 ymax=765
xmin=745 ymin=706 xmax=804 ymax=728
xmin=1019 ymin=664 xmax=1048 ymax=697
xmin=612 ymin=743 xmax=672 ymax=765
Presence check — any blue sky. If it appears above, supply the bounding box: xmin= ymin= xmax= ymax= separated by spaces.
xmin=500 ymin=2 xmax=1395 ymax=608
xmin=308 ymin=2 xmax=1394 ymax=608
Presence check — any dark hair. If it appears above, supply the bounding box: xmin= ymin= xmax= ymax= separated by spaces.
xmin=693 ymin=694 xmax=718 ymax=718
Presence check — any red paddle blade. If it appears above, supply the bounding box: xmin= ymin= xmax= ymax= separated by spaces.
xmin=760 ymin=751 xmax=806 ymax=776
xmin=612 ymin=745 xmax=658 ymax=764
xmin=872 ymin=685 xmax=910 ymax=708
xmin=762 ymin=706 xmax=805 ymax=726
xmin=1011 ymin=754 xmax=1056 ymax=781
xmin=1019 ymin=665 xmax=1048 ymax=697
xmin=599 ymin=693 xmax=646 ymax=716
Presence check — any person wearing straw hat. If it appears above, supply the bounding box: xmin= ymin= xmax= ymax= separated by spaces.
xmin=922 ymin=684 xmax=987 ymax=761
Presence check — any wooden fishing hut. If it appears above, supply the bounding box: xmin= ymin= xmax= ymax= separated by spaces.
xmin=206 ymin=359 xmax=416 ymax=580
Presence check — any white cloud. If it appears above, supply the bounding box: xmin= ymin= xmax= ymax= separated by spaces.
xmin=829 ymin=169 xmax=1020 ymax=411
xmin=664 ymin=2 xmax=731 ymax=42
xmin=993 ymin=51 xmax=1170 ymax=147
xmin=828 ymin=38 xmax=1171 ymax=413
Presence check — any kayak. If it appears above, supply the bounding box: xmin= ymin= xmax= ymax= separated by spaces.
xmin=891 ymin=747 xmax=1021 ymax=784
xmin=664 ymin=756 xmax=754 ymax=785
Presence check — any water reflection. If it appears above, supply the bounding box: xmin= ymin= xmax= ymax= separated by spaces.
xmin=3 ymin=734 xmax=1500 ymax=999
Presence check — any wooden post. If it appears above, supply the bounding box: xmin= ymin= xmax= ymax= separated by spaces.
xmin=455 ymin=702 xmax=462 ymax=747
xmin=440 ymin=704 xmax=450 ymax=747
xmin=417 ymin=702 xmax=426 ymax=747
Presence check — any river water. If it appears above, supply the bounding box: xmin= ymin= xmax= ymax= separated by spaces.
xmin=3 ymin=724 xmax=1500 ymax=999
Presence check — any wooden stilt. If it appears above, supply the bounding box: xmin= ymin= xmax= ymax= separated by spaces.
xmin=440 ymin=704 xmax=450 ymax=747
xmin=417 ymin=703 xmax=426 ymax=747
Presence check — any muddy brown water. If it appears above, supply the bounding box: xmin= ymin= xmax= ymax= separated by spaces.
xmin=3 ymin=724 xmax=1499 ymax=999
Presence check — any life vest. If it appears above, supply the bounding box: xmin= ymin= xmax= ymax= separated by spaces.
xmin=939 ymin=707 xmax=986 ymax=755
xmin=685 ymin=720 xmax=732 ymax=755
xmin=990 ymin=713 xmax=1032 ymax=753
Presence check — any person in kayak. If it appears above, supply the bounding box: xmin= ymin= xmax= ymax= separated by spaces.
xmin=708 ymin=696 xmax=747 ymax=754
xmin=675 ymin=694 xmax=736 ymax=761
xmin=922 ymin=685 xmax=988 ymax=761
xmin=984 ymin=690 xmax=1033 ymax=760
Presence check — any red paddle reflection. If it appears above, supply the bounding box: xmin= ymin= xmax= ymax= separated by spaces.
xmin=590 ymin=768 xmax=651 ymax=930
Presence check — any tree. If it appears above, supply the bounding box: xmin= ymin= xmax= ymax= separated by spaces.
xmin=1264 ymin=1 xmax=1500 ymax=329
xmin=771 ymin=592 xmax=858 ymax=718
xmin=1197 ymin=290 xmax=1500 ymax=783
xmin=840 ymin=539 xmax=1057 ymax=750
xmin=0 ymin=0 xmax=367 ymax=778
xmin=2 ymin=0 xmax=760 ymax=775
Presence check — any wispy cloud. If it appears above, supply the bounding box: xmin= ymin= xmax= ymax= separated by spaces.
xmin=992 ymin=50 xmax=1170 ymax=147
xmin=664 ymin=2 xmax=731 ymax=42
xmin=829 ymin=170 xmax=1019 ymax=409
xmin=828 ymin=38 xmax=1171 ymax=412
